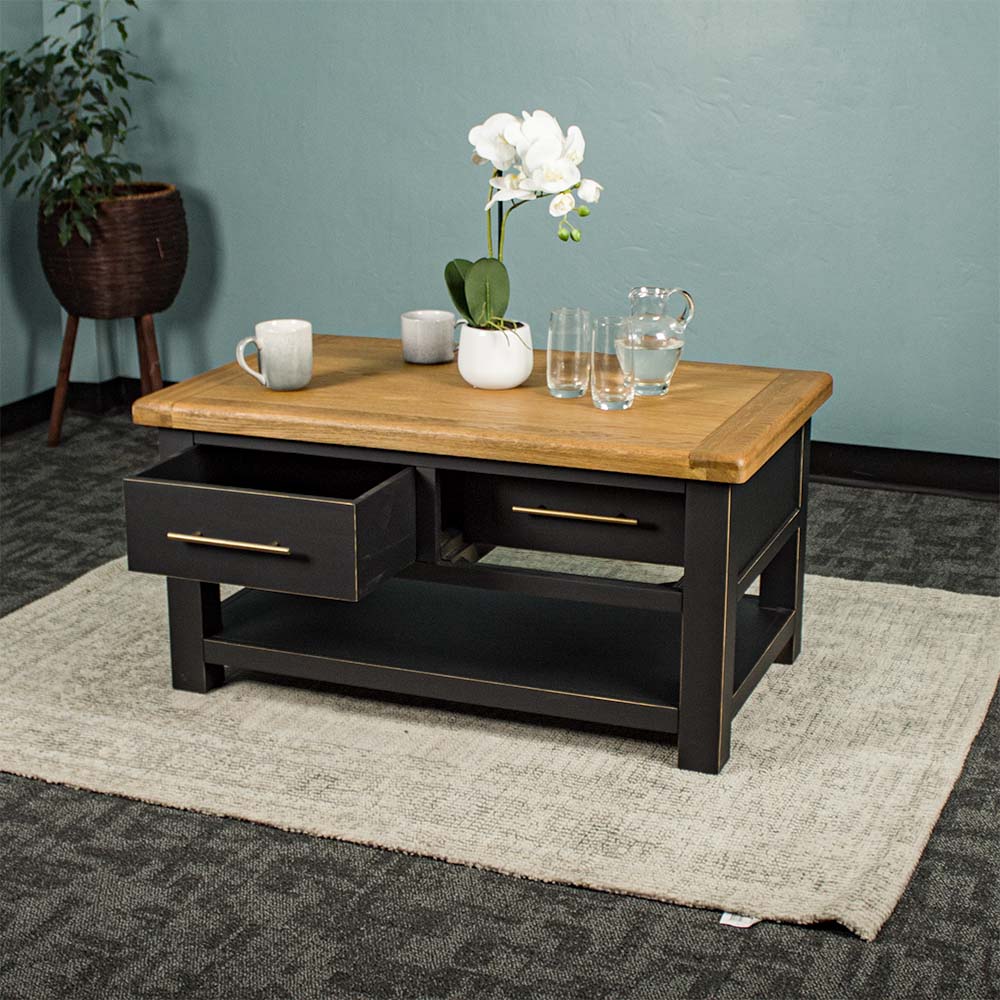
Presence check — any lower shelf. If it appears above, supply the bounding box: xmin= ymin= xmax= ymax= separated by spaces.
xmin=204 ymin=578 xmax=792 ymax=734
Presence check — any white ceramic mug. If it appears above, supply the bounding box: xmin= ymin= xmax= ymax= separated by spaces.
xmin=400 ymin=310 xmax=457 ymax=364
xmin=237 ymin=319 xmax=313 ymax=390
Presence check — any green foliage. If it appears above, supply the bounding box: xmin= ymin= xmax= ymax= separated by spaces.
xmin=464 ymin=257 xmax=509 ymax=328
xmin=0 ymin=0 xmax=149 ymax=246
xmin=444 ymin=258 xmax=473 ymax=324
xmin=445 ymin=257 xmax=510 ymax=329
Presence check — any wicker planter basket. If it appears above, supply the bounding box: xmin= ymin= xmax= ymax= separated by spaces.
xmin=37 ymin=182 xmax=188 ymax=320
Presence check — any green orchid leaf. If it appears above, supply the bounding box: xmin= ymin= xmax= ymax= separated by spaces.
xmin=444 ymin=258 xmax=474 ymax=324
xmin=464 ymin=257 xmax=509 ymax=328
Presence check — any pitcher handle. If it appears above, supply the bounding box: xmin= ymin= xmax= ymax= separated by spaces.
xmin=665 ymin=288 xmax=695 ymax=327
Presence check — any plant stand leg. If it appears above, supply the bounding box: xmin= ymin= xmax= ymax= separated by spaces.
xmin=137 ymin=314 xmax=163 ymax=391
xmin=677 ymin=480 xmax=737 ymax=774
xmin=134 ymin=317 xmax=152 ymax=396
xmin=47 ymin=314 xmax=80 ymax=447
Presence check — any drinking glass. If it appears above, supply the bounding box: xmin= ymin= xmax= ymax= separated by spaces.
xmin=591 ymin=315 xmax=636 ymax=411
xmin=627 ymin=286 xmax=694 ymax=397
xmin=547 ymin=307 xmax=591 ymax=398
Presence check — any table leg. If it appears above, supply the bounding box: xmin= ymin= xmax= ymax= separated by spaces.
xmin=678 ymin=480 xmax=737 ymax=774
xmin=760 ymin=421 xmax=810 ymax=663
xmin=166 ymin=578 xmax=225 ymax=693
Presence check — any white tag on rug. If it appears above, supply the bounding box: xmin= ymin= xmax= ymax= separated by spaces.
xmin=720 ymin=912 xmax=761 ymax=928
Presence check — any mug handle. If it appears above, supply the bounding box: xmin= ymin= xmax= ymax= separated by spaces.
xmin=236 ymin=336 xmax=267 ymax=385
xmin=453 ymin=318 xmax=466 ymax=355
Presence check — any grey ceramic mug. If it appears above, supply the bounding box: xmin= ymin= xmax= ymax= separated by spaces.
xmin=237 ymin=319 xmax=313 ymax=390
xmin=401 ymin=310 xmax=458 ymax=364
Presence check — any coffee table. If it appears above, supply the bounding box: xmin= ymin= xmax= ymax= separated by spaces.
xmin=126 ymin=335 xmax=831 ymax=773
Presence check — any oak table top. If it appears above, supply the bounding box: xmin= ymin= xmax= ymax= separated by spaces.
xmin=132 ymin=335 xmax=832 ymax=483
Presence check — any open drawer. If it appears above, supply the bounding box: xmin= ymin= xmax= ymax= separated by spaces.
xmin=124 ymin=446 xmax=415 ymax=600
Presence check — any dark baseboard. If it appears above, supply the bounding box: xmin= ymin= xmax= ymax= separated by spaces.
xmin=3 ymin=379 xmax=997 ymax=500
xmin=0 ymin=376 xmax=164 ymax=437
xmin=810 ymin=441 xmax=999 ymax=501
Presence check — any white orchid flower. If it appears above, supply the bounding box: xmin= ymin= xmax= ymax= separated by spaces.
xmin=549 ymin=192 xmax=575 ymax=217
xmin=523 ymin=155 xmax=582 ymax=195
xmin=521 ymin=123 xmax=580 ymax=194
xmin=504 ymin=109 xmax=564 ymax=159
xmin=468 ymin=112 xmax=520 ymax=170
xmin=521 ymin=134 xmax=562 ymax=174
xmin=485 ymin=172 xmax=538 ymax=210
xmin=562 ymin=125 xmax=585 ymax=165
xmin=577 ymin=178 xmax=603 ymax=203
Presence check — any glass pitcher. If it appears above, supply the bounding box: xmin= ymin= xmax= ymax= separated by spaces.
xmin=627 ymin=286 xmax=695 ymax=396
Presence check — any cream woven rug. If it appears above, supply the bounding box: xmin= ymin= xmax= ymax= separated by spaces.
xmin=1 ymin=557 xmax=996 ymax=941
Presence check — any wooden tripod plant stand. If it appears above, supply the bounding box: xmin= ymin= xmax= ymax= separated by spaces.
xmin=48 ymin=312 xmax=164 ymax=447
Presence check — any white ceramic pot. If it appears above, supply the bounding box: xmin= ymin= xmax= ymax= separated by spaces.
xmin=457 ymin=323 xmax=534 ymax=390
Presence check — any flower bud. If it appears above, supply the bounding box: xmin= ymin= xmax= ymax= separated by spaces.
xmin=558 ymin=229 xmax=570 ymax=241
xmin=576 ymin=206 xmax=591 ymax=217
xmin=570 ymin=229 xmax=582 ymax=242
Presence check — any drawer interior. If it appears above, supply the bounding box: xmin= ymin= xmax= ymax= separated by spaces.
xmin=136 ymin=446 xmax=405 ymax=500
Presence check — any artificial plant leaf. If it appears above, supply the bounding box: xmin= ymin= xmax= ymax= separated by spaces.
xmin=75 ymin=219 xmax=92 ymax=245
xmin=444 ymin=258 xmax=473 ymax=324
xmin=464 ymin=257 xmax=509 ymax=328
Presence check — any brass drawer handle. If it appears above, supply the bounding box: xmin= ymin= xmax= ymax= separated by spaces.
xmin=511 ymin=505 xmax=639 ymax=526
xmin=166 ymin=531 xmax=291 ymax=555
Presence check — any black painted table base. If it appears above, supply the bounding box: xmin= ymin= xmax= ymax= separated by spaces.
xmin=127 ymin=423 xmax=811 ymax=774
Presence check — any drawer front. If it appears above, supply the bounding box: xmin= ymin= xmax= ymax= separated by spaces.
xmin=459 ymin=474 xmax=685 ymax=565
xmin=125 ymin=468 xmax=415 ymax=601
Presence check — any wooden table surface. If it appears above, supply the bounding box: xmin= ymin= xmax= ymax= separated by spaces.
xmin=132 ymin=336 xmax=832 ymax=483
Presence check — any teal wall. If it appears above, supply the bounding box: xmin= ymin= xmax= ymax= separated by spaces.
xmin=3 ymin=0 xmax=998 ymax=457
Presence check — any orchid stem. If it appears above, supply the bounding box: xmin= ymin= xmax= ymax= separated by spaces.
xmin=498 ymin=198 xmax=528 ymax=262
xmin=486 ymin=170 xmax=499 ymax=257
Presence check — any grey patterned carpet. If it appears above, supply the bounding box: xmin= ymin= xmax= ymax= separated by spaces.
xmin=1 ymin=410 xmax=998 ymax=1000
